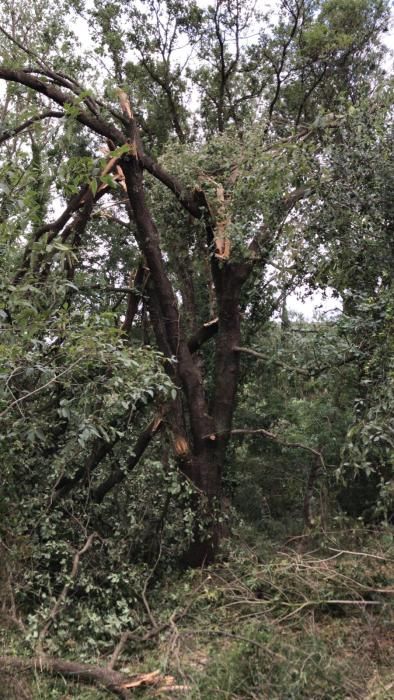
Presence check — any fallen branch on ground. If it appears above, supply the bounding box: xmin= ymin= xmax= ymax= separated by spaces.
xmin=0 ymin=656 xmax=176 ymax=699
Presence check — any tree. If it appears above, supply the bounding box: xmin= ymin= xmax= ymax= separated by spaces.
xmin=0 ymin=0 xmax=391 ymax=565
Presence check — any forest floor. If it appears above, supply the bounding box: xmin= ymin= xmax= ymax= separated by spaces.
xmin=1 ymin=525 xmax=393 ymax=699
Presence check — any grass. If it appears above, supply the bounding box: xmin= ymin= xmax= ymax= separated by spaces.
xmin=149 ymin=526 xmax=394 ymax=699
xmin=1 ymin=525 xmax=393 ymax=699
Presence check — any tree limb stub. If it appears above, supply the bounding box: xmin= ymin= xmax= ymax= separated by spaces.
xmin=188 ymin=317 xmax=219 ymax=353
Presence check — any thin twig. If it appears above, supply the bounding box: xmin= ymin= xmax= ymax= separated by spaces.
xmin=327 ymin=547 xmax=394 ymax=562
xmin=109 ymin=579 xmax=208 ymax=669
xmin=181 ymin=628 xmax=286 ymax=660
xmin=141 ymin=540 xmax=163 ymax=630
xmin=1 ymin=358 xmax=83 ymax=418
xmin=229 ymin=427 xmax=326 ymax=469
xmin=36 ymin=533 xmax=97 ymax=652
xmin=234 ymin=345 xmax=309 ymax=374
xmin=0 ymin=110 xmax=64 ymax=144
xmin=234 ymin=345 xmax=357 ymax=378
xmin=278 ymin=599 xmax=383 ymax=623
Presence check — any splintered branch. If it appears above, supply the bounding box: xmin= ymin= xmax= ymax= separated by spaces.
xmin=0 ymin=65 xmax=210 ymax=223
xmin=117 ymin=88 xmax=133 ymax=120
xmin=0 ymin=655 xmax=131 ymax=699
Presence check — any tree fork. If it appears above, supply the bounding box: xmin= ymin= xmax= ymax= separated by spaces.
xmin=120 ymin=156 xmax=215 ymax=450
xmin=120 ymin=154 xmax=233 ymax=563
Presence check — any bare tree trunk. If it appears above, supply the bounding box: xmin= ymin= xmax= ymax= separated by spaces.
xmin=120 ymin=153 xmax=254 ymax=565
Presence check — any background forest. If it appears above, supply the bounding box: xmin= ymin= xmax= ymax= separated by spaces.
xmin=0 ymin=0 xmax=393 ymax=698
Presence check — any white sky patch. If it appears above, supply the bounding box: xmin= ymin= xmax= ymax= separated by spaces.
xmin=287 ymin=287 xmax=342 ymax=321
xmin=68 ymin=0 xmax=392 ymax=321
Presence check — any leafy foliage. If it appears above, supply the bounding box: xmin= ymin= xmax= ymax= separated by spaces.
xmin=0 ymin=0 xmax=393 ymax=696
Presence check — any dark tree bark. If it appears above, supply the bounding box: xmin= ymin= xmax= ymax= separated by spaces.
xmin=119 ymin=137 xmax=255 ymax=563
xmin=0 ymin=66 xmax=265 ymax=565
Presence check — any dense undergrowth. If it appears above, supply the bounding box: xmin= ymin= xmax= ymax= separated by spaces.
xmin=1 ymin=523 xmax=393 ymax=699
